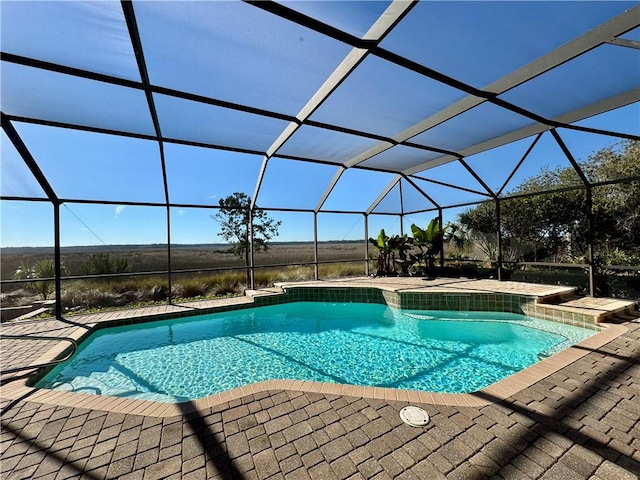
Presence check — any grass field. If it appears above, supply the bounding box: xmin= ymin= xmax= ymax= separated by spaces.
xmin=1 ymin=241 xmax=367 ymax=277
xmin=0 ymin=242 xmax=371 ymax=313
xmin=3 ymin=242 xmax=636 ymax=315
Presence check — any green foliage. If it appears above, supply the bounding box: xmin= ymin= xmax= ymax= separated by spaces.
xmin=81 ymin=253 xmax=129 ymax=275
xmin=411 ymin=218 xmax=444 ymax=269
xmin=213 ymin=192 xmax=282 ymax=263
xmin=443 ymin=222 xmax=470 ymax=253
xmin=13 ymin=258 xmax=68 ymax=300
xmin=458 ymin=202 xmax=498 ymax=261
xmin=458 ymin=140 xmax=640 ymax=266
xmin=368 ymin=229 xmax=412 ymax=276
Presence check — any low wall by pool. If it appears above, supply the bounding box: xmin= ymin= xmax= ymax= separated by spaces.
xmin=255 ymin=286 xmax=603 ymax=331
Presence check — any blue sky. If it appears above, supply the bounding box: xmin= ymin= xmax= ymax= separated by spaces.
xmin=1 ymin=1 xmax=638 ymax=248
xmin=2 ymin=101 xmax=637 ymax=248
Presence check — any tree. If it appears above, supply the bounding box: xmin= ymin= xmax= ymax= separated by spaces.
xmin=458 ymin=203 xmax=498 ymax=261
xmin=213 ymin=193 xmax=282 ymax=275
xmin=443 ymin=221 xmax=470 ymax=253
xmin=14 ymin=259 xmax=68 ymax=300
xmin=81 ymin=253 xmax=129 ymax=275
xmin=586 ymin=140 xmax=640 ymax=256
xmin=458 ymin=139 xmax=640 ymax=264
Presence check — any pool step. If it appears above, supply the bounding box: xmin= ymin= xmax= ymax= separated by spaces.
xmin=245 ymin=286 xmax=285 ymax=300
xmin=539 ymin=294 xmax=637 ymax=323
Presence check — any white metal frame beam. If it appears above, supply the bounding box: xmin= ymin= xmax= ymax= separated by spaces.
xmin=340 ymin=5 xmax=640 ymax=175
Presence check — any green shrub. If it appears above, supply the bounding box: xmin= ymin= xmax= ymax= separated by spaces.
xmin=81 ymin=253 xmax=129 ymax=275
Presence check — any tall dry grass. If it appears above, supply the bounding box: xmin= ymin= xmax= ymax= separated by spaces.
xmin=54 ymin=262 xmax=366 ymax=314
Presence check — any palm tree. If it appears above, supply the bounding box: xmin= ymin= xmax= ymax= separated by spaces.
xmin=14 ymin=259 xmax=68 ymax=300
xmin=444 ymin=222 xmax=471 ymax=253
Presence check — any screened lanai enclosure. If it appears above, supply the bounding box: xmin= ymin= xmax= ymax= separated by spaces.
xmin=1 ymin=1 xmax=639 ymax=319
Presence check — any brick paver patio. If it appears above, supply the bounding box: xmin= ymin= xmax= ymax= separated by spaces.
xmin=1 ymin=280 xmax=638 ymax=479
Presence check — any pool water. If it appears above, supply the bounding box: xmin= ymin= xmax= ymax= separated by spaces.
xmin=37 ymin=302 xmax=596 ymax=402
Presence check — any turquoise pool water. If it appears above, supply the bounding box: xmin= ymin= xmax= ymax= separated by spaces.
xmin=37 ymin=302 xmax=596 ymax=402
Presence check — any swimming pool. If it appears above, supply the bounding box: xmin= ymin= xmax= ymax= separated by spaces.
xmin=37 ymin=302 xmax=596 ymax=402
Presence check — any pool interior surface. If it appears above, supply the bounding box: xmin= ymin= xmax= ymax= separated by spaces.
xmin=36 ymin=302 xmax=597 ymax=403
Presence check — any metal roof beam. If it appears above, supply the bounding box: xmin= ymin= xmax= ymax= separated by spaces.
xmin=366 ymin=175 xmax=401 ymax=215
xmin=1 ymin=112 xmax=58 ymax=202
xmin=404 ymin=88 xmax=640 ymax=176
xmin=345 ymin=4 xmax=640 ymax=172
xmin=315 ymin=167 xmax=346 ymax=213
xmin=400 ymin=174 xmax=441 ymax=209
xmin=497 ymin=133 xmax=543 ymax=196
xmin=262 ymin=0 xmax=417 ymax=160
xmin=607 ymin=38 xmax=640 ymax=50
xmin=408 ymin=174 xmax=490 ymax=198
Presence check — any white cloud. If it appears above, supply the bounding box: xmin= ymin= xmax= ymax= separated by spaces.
xmin=114 ymin=205 xmax=126 ymax=218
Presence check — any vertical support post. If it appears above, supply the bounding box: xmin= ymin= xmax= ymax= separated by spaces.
xmin=586 ymin=186 xmax=595 ymax=297
xmin=166 ymin=205 xmax=172 ymax=304
xmin=495 ymin=198 xmax=503 ymax=281
xmin=551 ymin=129 xmax=595 ymax=296
xmin=399 ymin=180 xmax=404 ymax=237
xmin=54 ymin=202 xmax=62 ymax=320
xmin=364 ymin=213 xmax=370 ymax=276
xmin=438 ymin=208 xmax=445 ymax=268
xmin=248 ymin=208 xmax=255 ymax=290
xmin=313 ymin=212 xmax=319 ymax=280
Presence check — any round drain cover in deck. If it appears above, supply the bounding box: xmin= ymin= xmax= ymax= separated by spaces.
xmin=400 ymin=406 xmax=430 ymax=427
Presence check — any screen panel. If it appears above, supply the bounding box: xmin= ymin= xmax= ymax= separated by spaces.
xmin=321 ymin=169 xmax=397 ymax=213
xmin=409 ymin=102 xmax=534 ymax=154
xmin=500 ymin=131 xmax=584 ymax=195
xmin=1 ymin=62 xmax=154 ymax=135
xmin=14 ymin=123 xmax=165 ymax=203
xmin=165 ymin=144 xmax=263 ymax=206
xmin=60 ymin=203 xmax=168 ymax=254
xmin=573 ymin=102 xmax=640 ymax=137
xmin=277 ymin=1 xmax=391 ymax=38
xmin=154 ymin=94 xmax=289 ymax=152
xmin=416 ymin=160 xmax=490 ymax=194
xmin=1 ymin=131 xmax=47 ymax=199
xmin=134 ymin=1 xmax=351 ymax=116
xmin=499 ymin=44 xmax=640 ymax=119
xmin=410 ymin=177 xmax=488 ymax=209
xmin=371 ymin=184 xmax=401 ymax=214
xmin=0 ymin=200 xmax=53 ymax=249
xmin=464 ymin=136 xmax=540 ymax=193
xmin=400 ymin=179 xmax=438 ymax=213
xmin=257 ymin=159 xmax=339 ymax=210
xmin=310 ymin=56 xmax=467 ymax=137
xmin=620 ymin=26 xmax=640 ymax=41
xmin=558 ymin=129 xmax=640 ymax=185
xmin=380 ymin=1 xmax=635 ymax=89
xmin=253 ymin=211 xmax=315 ymax=267
xmin=1 ymin=1 xmax=140 ymax=80
xmin=317 ymin=213 xmax=366 ymax=263
xmin=360 ymin=145 xmax=441 ymax=172
xmin=0 ymin=200 xmax=55 ymax=307
xmin=277 ymin=125 xmax=381 ymax=164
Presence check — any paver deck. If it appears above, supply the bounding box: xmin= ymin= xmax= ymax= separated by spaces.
xmin=1 ymin=279 xmax=638 ymax=479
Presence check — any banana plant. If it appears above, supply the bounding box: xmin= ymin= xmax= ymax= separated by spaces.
xmin=369 ymin=229 xmax=412 ymax=276
xmin=411 ymin=218 xmax=445 ymax=270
